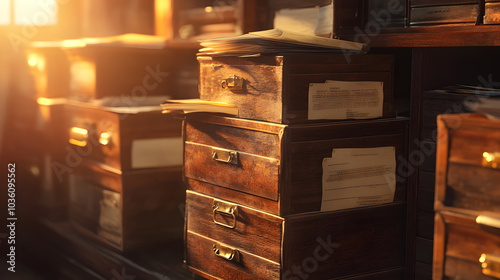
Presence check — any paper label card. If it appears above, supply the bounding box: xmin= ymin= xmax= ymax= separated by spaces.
xmin=131 ymin=137 xmax=183 ymax=169
xmin=321 ymin=147 xmax=396 ymax=212
xmin=308 ymin=80 xmax=383 ymax=120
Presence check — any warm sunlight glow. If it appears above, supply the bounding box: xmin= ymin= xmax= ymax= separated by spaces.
xmin=27 ymin=53 xmax=39 ymax=67
xmin=14 ymin=0 xmax=57 ymax=25
xmin=0 ymin=0 xmax=10 ymax=25
xmin=70 ymin=61 xmax=96 ymax=97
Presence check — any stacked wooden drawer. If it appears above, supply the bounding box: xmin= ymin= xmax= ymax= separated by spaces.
xmin=434 ymin=113 xmax=500 ymax=279
xmin=27 ymin=43 xmax=192 ymax=253
xmin=63 ymin=103 xmax=185 ymax=252
xmin=414 ymin=90 xmax=475 ymax=279
xmin=182 ymin=53 xmax=409 ymax=279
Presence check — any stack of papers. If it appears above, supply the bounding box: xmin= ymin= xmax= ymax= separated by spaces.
xmin=198 ymin=29 xmax=368 ymax=57
xmin=444 ymin=84 xmax=500 ymax=97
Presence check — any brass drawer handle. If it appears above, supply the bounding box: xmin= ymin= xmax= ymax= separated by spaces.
xmin=212 ymin=147 xmax=238 ymax=165
xmin=69 ymin=127 xmax=89 ymax=147
xmin=213 ymin=243 xmax=240 ymax=262
xmin=476 ymin=215 xmax=500 ymax=229
xmin=99 ymin=132 xmax=112 ymax=146
xmin=483 ymin=152 xmax=500 ymax=169
xmin=221 ymin=75 xmax=243 ymax=91
xmin=480 ymin=254 xmax=500 ymax=278
xmin=213 ymin=200 xmax=238 ymax=229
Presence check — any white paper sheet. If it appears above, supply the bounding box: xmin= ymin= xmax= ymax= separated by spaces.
xmin=274 ymin=3 xmax=334 ymax=36
xmin=308 ymin=80 xmax=384 ymax=120
xmin=321 ymin=147 xmax=396 ymax=212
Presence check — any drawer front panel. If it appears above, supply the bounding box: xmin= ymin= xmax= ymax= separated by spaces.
xmin=283 ymin=203 xmax=406 ymax=280
xmin=66 ymin=106 xmax=121 ymax=170
xmin=184 ymin=142 xmax=280 ymax=201
xmin=186 ymin=232 xmax=280 ymax=280
xmin=198 ymin=55 xmax=394 ymax=124
xmin=186 ymin=191 xmax=283 ymax=263
xmin=199 ymin=62 xmax=283 ymax=123
xmin=442 ymin=116 xmax=500 ymax=212
xmin=69 ymin=173 xmax=123 ymax=248
xmin=436 ymin=211 xmax=500 ymax=280
xmin=184 ymin=118 xmax=283 ymax=159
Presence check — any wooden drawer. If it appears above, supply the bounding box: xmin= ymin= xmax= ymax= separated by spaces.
xmin=68 ymin=163 xmax=184 ymax=252
xmin=184 ymin=114 xmax=408 ymax=216
xmin=433 ymin=210 xmax=500 ymax=280
xmin=485 ymin=2 xmax=500 ymax=25
xmin=63 ymin=102 xmax=183 ymax=173
xmin=64 ymin=47 xmax=174 ymax=100
xmin=198 ymin=54 xmax=394 ymax=124
xmin=436 ymin=114 xmax=500 ymax=213
xmin=185 ymin=191 xmax=406 ymax=280
xmin=26 ymin=46 xmax=70 ymax=98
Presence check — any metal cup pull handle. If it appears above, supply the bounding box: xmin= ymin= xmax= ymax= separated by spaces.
xmin=213 ymin=243 xmax=240 ymax=262
xmin=213 ymin=200 xmax=238 ymax=229
xmin=221 ymin=75 xmax=243 ymax=91
xmin=212 ymin=147 xmax=238 ymax=165
xmin=69 ymin=127 xmax=89 ymax=147
xmin=483 ymin=152 xmax=500 ymax=169
xmin=480 ymin=254 xmax=500 ymax=278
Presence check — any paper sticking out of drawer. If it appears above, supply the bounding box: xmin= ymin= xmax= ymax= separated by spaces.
xmin=308 ymin=80 xmax=384 ymax=120
xmin=161 ymin=99 xmax=238 ymax=117
xmin=321 ymin=146 xmax=396 ymax=212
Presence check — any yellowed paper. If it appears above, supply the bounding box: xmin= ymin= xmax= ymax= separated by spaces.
xmin=131 ymin=137 xmax=183 ymax=169
xmin=308 ymin=81 xmax=384 ymax=120
xmin=321 ymin=147 xmax=396 ymax=212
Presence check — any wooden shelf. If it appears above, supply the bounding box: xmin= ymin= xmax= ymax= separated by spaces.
xmin=340 ymin=25 xmax=500 ymax=48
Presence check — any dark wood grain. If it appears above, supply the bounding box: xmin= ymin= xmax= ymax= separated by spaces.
xmin=283 ymin=202 xmax=406 ymax=280
xmin=185 ymin=119 xmax=283 ymax=158
xmin=186 ymin=191 xmax=283 ymax=262
xmin=69 ymin=163 xmax=185 ymax=252
xmin=199 ymin=57 xmax=283 ymax=123
xmin=186 ymin=178 xmax=280 ymax=215
xmin=446 ymin=163 xmax=500 ymax=212
xmin=184 ymin=142 xmax=280 ymax=201
xmin=186 ymin=231 xmax=280 ymax=280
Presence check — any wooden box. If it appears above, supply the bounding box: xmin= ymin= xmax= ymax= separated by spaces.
xmin=26 ymin=45 xmax=71 ymax=98
xmin=409 ymin=0 xmax=481 ymax=26
xmin=435 ymin=113 xmax=500 ymax=213
xmin=198 ymin=54 xmax=395 ymax=124
xmin=434 ymin=113 xmax=500 ymax=279
xmin=185 ymin=191 xmax=406 ymax=280
xmin=62 ymin=102 xmax=183 ymax=173
xmin=434 ymin=210 xmax=500 ymax=280
xmin=64 ymin=47 xmax=175 ymax=101
xmin=62 ymin=103 xmax=185 ymax=251
xmin=485 ymin=1 xmax=500 ymax=24
xmin=69 ymin=162 xmax=185 ymax=252
xmin=170 ymin=0 xmax=266 ymax=40
xmin=184 ymin=114 xmax=408 ymax=216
